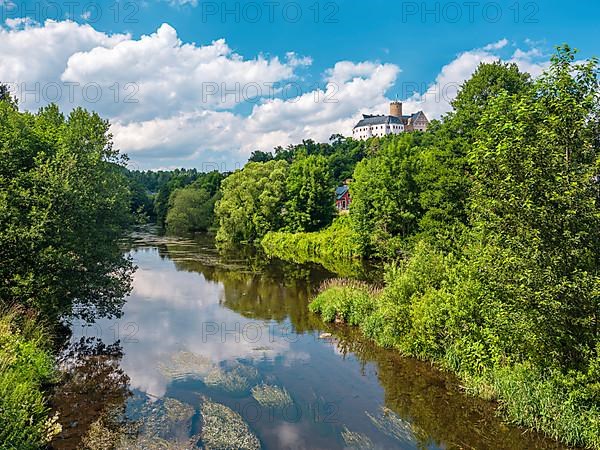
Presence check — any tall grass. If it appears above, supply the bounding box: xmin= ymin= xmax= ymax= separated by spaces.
xmin=0 ymin=308 xmax=61 ymax=449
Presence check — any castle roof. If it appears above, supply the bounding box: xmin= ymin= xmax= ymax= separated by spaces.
xmin=402 ymin=111 xmax=427 ymax=125
xmin=354 ymin=112 xmax=426 ymax=129
xmin=354 ymin=114 xmax=403 ymax=128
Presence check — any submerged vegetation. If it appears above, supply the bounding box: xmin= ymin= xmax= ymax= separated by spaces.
xmin=251 ymin=383 xmax=293 ymax=408
xmin=200 ymin=399 xmax=261 ymax=450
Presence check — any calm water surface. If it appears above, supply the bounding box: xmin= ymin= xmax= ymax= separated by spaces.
xmin=51 ymin=230 xmax=571 ymax=450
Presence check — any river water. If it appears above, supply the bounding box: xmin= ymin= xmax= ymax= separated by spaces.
xmin=51 ymin=230 xmax=571 ymax=450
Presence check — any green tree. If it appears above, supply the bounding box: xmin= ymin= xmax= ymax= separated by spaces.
xmin=469 ymin=45 xmax=600 ymax=369
xmin=215 ymin=160 xmax=288 ymax=245
xmin=248 ymin=150 xmax=274 ymax=163
xmin=153 ymin=168 xmax=200 ymax=229
xmin=447 ymin=60 xmax=532 ymax=138
xmin=166 ymin=188 xmax=214 ymax=234
xmin=350 ymin=134 xmax=422 ymax=256
xmin=284 ymin=155 xmax=335 ymax=232
xmin=0 ymin=102 xmax=133 ymax=320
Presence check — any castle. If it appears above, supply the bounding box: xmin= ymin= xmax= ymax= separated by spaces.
xmin=352 ymin=101 xmax=429 ymax=140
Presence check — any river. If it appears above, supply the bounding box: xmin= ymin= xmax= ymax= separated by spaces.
xmin=50 ymin=230 xmax=571 ymax=450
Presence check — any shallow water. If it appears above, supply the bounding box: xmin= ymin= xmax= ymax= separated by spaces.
xmin=51 ymin=230 xmax=571 ymax=450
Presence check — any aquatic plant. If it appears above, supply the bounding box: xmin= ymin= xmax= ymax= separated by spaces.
xmin=366 ymin=407 xmax=414 ymax=444
xmin=250 ymin=383 xmax=293 ymax=408
xmin=204 ymin=364 xmax=260 ymax=394
xmin=139 ymin=397 xmax=196 ymax=438
xmin=200 ymin=399 xmax=261 ymax=449
xmin=341 ymin=426 xmax=376 ymax=449
xmin=81 ymin=397 xmax=199 ymax=449
xmin=157 ymin=351 xmax=216 ymax=382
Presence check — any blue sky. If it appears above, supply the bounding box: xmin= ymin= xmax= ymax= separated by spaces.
xmin=1 ymin=0 xmax=598 ymax=169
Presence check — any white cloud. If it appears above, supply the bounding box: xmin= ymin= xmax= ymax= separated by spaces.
xmin=285 ymin=52 xmax=313 ymax=68
xmin=402 ymin=40 xmax=548 ymax=121
xmin=110 ymin=59 xmax=400 ymax=168
xmin=61 ymin=23 xmax=296 ymax=121
xmin=483 ymin=38 xmax=509 ymax=51
xmin=0 ymin=19 xmax=550 ymax=169
xmin=0 ymin=19 xmax=128 ymax=88
xmin=164 ymin=0 xmax=198 ymax=6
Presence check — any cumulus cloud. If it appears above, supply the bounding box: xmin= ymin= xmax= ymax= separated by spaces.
xmin=111 ymin=59 xmax=400 ymax=168
xmin=402 ymin=39 xmax=549 ymax=120
xmin=0 ymin=20 xmax=128 ymax=87
xmin=0 ymin=19 xmax=550 ymax=169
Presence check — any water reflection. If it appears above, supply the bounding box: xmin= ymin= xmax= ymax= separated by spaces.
xmin=52 ymin=231 xmax=571 ymax=450
xmin=51 ymin=338 xmax=131 ymax=450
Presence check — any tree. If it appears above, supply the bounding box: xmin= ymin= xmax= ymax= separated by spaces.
xmin=284 ymin=155 xmax=335 ymax=232
xmin=166 ymin=188 xmax=215 ymax=234
xmin=350 ymin=134 xmax=422 ymax=256
xmin=153 ymin=168 xmax=199 ymax=228
xmin=215 ymin=160 xmax=288 ymax=245
xmin=470 ymin=45 xmax=600 ymax=369
xmin=248 ymin=150 xmax=274 ymax=163
xmin=165 ymin=171 xmax=225 ymax=234
xmin=447 ymin=60 xmax=532 ymax=138
xmin=0 ymin=102 xmax=133 ymax=320
xmin=0 ymin=83 xmax=17 ymax=108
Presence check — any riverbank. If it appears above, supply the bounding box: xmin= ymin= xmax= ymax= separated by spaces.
xmin=260 ymin=216 xmax=366 ymax=277
xmin=309 ymin=241 xmax=600 ymax=450
xmin=0 ymin=309 xmax=61 ymax=449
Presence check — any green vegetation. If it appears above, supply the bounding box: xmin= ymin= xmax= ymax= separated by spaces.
xmin=165 ymin=171 xmax=225 ymax=234
xmin=0 ymin=90 xmax=133 ymax=448
xmin=216 ymin=160 xmax=289 ymax=245
xmin=0 ymin=309 xmax=60 ymax=449
xmin=310 ymin=47 xmax=600 ymax=449
xmin=261 ymin=216 xmax=364 ymax=276
xmin=215 ymin=136 xmax=369 ymax=246
xmin=0 ymin=97 xmax=133 ymax=321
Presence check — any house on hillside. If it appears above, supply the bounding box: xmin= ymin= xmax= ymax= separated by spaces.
xmin=336 ymin=185 xmax=351 ymax=212
xmin=352 ymin=101 xmax=429 ymax=140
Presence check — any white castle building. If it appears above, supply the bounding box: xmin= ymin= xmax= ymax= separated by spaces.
xmin=352 ymin=101 xmax=429 ymax=140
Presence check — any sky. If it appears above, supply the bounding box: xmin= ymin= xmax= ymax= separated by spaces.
xmin=1 ymin=0 xmax=599 ymax=170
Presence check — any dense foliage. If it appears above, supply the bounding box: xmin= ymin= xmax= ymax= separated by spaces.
xmin=0 ymin=92 xmax=134 ymax=449
xmin=283 ymin=155 xmax=336 ymax=232
xmin=216 ymin=152 xmax=345 ymax=245
xmin=216 ymin=160 xmax=289 ymax=245
xmin=166 ymin=171 xmax=225 ymax=234
xmin=0 ymin=309 xmax=60 ymax=449
xmin=310 ymin=47 xmax=600 ymax=448
xmin=261 ymin=216 xmax=363 ymax=276
xmin=0 ymin=99 xmax=133 ymax=321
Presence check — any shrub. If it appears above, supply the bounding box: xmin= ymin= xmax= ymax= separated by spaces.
xmin=0 ymin=309 xmax=60 ymax=449
xmin=261 ymin=216 xmax=364 ymax=276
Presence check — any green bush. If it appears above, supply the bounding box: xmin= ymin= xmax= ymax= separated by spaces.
xmin=309 ymin=280 xmax=375 ymax=325
xmin=261 ymin=216 xmax=364 ymax=276
xmin=0 ymin=309 xmax=60 ymax=449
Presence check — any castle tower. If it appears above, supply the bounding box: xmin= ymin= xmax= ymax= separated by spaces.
xmin=390 ymin=101 xmax=403 ymax=118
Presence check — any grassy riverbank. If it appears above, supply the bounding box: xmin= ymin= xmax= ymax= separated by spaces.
xmin=261 ymin=216 xmax=364 ymax=276
xmin=310 ymin=241 xmax=600 ymax=449
xmin=0 ymin=309 xmax=60 ymax=449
